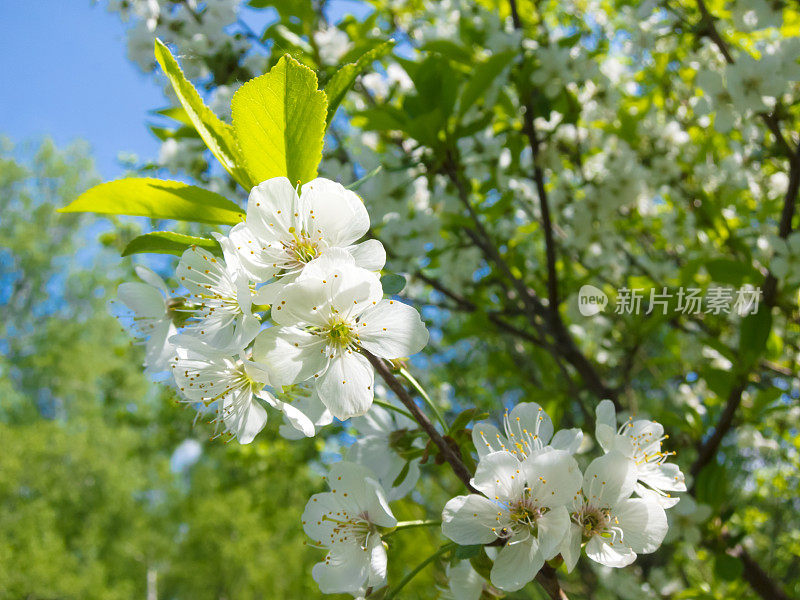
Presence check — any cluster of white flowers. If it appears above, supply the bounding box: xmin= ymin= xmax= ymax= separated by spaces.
xmin=290 ymin=400 xmax=685 ymax=596
xmin=441 ymin=401 xmax=685 ymax=592
xmin=117 ymin=176 xmax=429 ymax=443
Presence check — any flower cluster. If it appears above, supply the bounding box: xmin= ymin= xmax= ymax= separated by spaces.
xmin=117 ymin=176 xmax=429 ymax=443
xmin=441 ymin=401 xmax=685 ymax=592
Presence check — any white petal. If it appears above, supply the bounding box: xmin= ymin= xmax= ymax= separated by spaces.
xmin=446 ymin=560 xmax=484 ymax=600
xmin=362 ymin=477 xmax=397 ymax=528
xmin=302 ymin=177 xmax=370 ymax=246
xmin=358 ymin=300 xmax=429 ymax=359
xmin=271 ymin=278 xmax=330 ymax=327
xmin=252 ymin=326 xmax=327 ymax=387
xmin=367 ymin=534 xmax=388 ymax=587
xmin=585 ymin=535 xmax=637 ymax=568
xmin=509 ymin=402 xmax=553 ymax=446
xmin=550 ymin=428 xmax=583 ymax=454
xmin=246 ymin=177 xmax=302 ymax=241
xmin=595 ymin=399 xmax=617 ymax=451
xmin=471 ymin=451 xmax=525 ymax=501
xmin=228 ymin=222 xmax=280 ymax=281
xmin=222 ymin=390 xmax=268 ymax=444
xmin=311 ymin=546 xmax=369 ymax=594
xmin=144 ymin=320 xmax=176 ymax=373
xmin=635 ymin=483 xmax=682 ymax=509
xmin=490 ymin=537 xmax=542 ymax=592
xmin=638 ymin=462 xmax=687 ymax=494
xmin=471 ymin=421 xmax=510 ymax=459
xmin=582 ymin=452 xmax=637 ymax=508
xmin=523 ymin=450 xmax=582 ymax=507
xmin=537 ymin=505 xmax=570 ymax=560
xmin=117 ymin=282 xmax=166 ymax=318
xmin=316 ymin=351 xmax=374 ymax=420
xmin=560 ymin=523 xmax=583 ymax=573
xmin=614 ymin=498 xmax=668 ymax=554
xmin=441 ymin=494 xmax=503 ymax=545
xmin=134 ymin=264 xmax=168 ymax=293
xmin=277 ymin=400 xmax=315 ymax=437
xmin=350 ymin=239 xmax=386 ymax=272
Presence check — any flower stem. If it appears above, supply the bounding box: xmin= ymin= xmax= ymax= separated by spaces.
xmin=362 ymin=350 xmax=477 ymax=493
xmin=383 ymin=519 xmax=441 ymax=539
xmin=373 ymin=399 xmax=415 ymax=422
xmin=398 ymin=366 xmax=447 ymax=431
xmin=384 ymin=542 xmax=456 ymax=599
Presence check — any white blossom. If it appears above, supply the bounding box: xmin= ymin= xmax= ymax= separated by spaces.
xmin=561 ymin=452 xmax=668 ymax=571
xmin=347 ymin=402 xmax=422 ymax=500
xmin=303 ymin=462 xmax=397 ymax=594
xmin=253 ymin=251 xmax=428 ymax=420
xmin=175 ymin=240 xmax=260 ymax=354
xmin=116 ymin=265 xmax=178 ymax=375
xmin=230 ymin=177 xmax=385 ymax=296
xmin=595 ymin=400 xmax=687 ymax=507
xmin=441 ymin=450 xmax=581 ymax=591
xmin=171 ymin=350 xmax=312 ymax=443
xmin=471 ymin=402 xmax=583 ymax=460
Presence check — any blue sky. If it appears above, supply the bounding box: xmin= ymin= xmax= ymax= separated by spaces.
xmin=0 ymin=1 xmax=374 ymax=179
xmin=0 ymin=1 xmax=166 ymax=177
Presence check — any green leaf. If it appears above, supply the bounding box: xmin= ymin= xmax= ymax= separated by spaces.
xmin=705 ymin=258 xmax=759 ymax=286
xmin=122 ymin=231 xmax=221 ymax=257
xmin=453 ymin=545 xmax=481 ymax=560
xmin=739 ymin=308 xmax=772 ymax=366
xmin=346 ymin=165 xmax=383 ymax=190
xmin=714 ymin=554 xmax=744 ymax=581
xmin=390 ymin=461 xmax=411 ymax=488
xmin=458 ymin=50 xmax=515 ymax=116
xmin=448 ymin=408 xmax=489 ymax=434
xmin=154 ymin=39 xmax=252 ymax=189
xmin=325 ymin=40 xmax=396 ymax=125
xmin=60 ymin=178 xmax=244 ymax=225
xmin=381 ymin=273 xmax=406 ymax=295
xmin=152 ymin=106 xmax=193 ymax=127
xmin=231 ymin=54 xmax=327 ymax=185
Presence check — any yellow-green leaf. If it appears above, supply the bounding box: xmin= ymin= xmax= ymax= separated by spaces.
xmin=325 ymin=40 xmax=395 ymax=125
xmin=60 ymin=178 xmax=244 ymax=225
xmin=154 ymin=39 xmax=252 ymax=189
xmin=122 ymin=231 xmax=221 ymax=257
xmin=231 ymin=54 xmax=327 ymax=185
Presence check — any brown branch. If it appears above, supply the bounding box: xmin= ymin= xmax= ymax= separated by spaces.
xmin=689 ymin=379 xmax=747 ymax=484
xmin=365 ymin=351 xmax=570 ymax=600
xmin=535 ymin=564 xmax=570 ymax=600
xmin=728 ymin=544 xmax=794 ymax=600
xmin=521 ymin=80 xmax=559 ymax=310
xmin=362 ymin=350 xmax=477 ymax=492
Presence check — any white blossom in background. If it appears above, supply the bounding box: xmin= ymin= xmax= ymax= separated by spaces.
xmin=471 ymin=402 xmax=583 ymax=460
xmin=694 ymin=69 xmax=736 ymax=133
xmin=175 ymin=240 xmax=260 ymax=354
xmin=441 ymin=450 xmax=582 ymax=591
xmin=230 ymin=176 xmax=385 ymax=297
xmin=116 ymin=264 xmax=178 ymax=375
xmin=171 ymin=349 xmax=313 ymax=443
xmin=347 ymin=401 xmax=422 ymax=500
xmin=561 ymin=452 xmax=669 ymax=571
xmin=595 ymin=400 xmax=687 ymax=507
xmin=277 ymin=382 xmax=333 ymax=440
xmin=253 ymin=251 xmax=428 ymax=420
xmin=303 ymin=462 xmax=397 ymax=594
xmin=443 ymin=559 xmax=486 ymax=600
xmin=663 ymin=494 xmax=712 ymax=546
xmin=726 ymin=54 xmax=784 ymax=113
xmin=314 ymin=26 xmax=353 ymax=65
